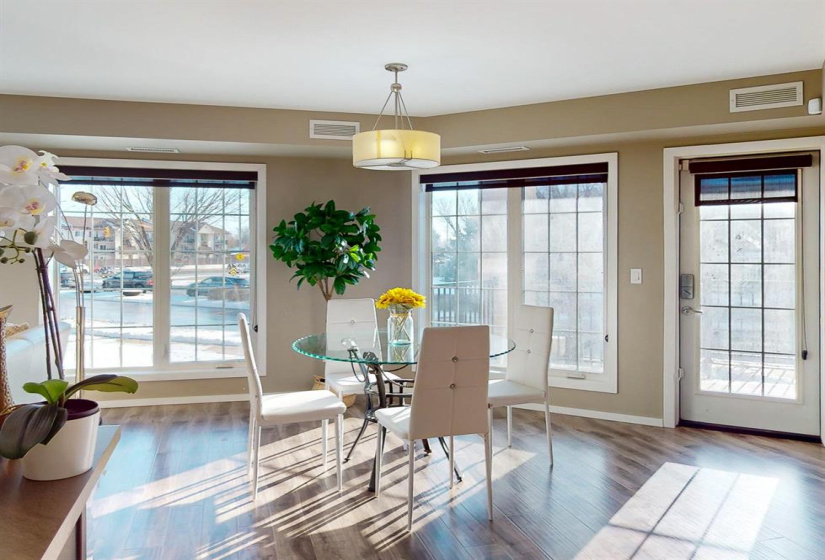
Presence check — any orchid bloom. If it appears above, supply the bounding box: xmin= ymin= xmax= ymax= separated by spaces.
xmin=49 ymin=240 xmax=88 ymax=269
xmin=0 ymin=146 xmax=40 ymax=186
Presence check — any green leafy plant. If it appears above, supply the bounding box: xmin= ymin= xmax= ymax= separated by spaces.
xmin=270 ymin=200 xmax=381 ymax=300
xmin=0 ymin=375 xmax=138 ymax=459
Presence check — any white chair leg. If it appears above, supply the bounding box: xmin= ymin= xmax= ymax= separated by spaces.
xmin=544 ymin=395 xmax=554 ymax=466
xmin=252 ymin=424 xmax=262 ymax=500
xmin=375 ymin=426 xmax=385 ymax=495
xmin=407 ymin=442 xmax=415 ymax=531
xmin=484 ymin=432 xmax=493 ymax=521
xmin=335 ymin=414 xmax=343 ymax=492
xmin=448 ymin=435 xmax=455 ymax=488
xmin=506 ymin=406 xmax=513 ymax=448
xmin=247 ymin=412 xmax=256 ymax=472
xmin=322 ymin=419 xmax=328 ymax=468
xmin=487 ymin=406 xmax=494 ymax=460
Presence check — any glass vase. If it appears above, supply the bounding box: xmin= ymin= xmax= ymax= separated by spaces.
xmin=387 ymin=307 xmax=414 ymax=346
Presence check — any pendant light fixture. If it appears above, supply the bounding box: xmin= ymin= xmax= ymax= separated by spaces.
xmin=352 ymin=63 xmax=441 ymax=171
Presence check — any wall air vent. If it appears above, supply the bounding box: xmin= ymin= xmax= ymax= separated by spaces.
xmin=478 ymin=146 xmax=531 ymax=155
xmin=309 ymin=120 xmax=360 ymax=140
xmin=729 ymin=82 xmax=803 ymax=113
xmin=127 ymin=147 xmax=180 ymax=154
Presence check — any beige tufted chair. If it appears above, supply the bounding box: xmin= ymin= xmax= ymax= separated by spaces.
xmin=373 ymin=325 xmax=492 ymax=531
xmin=488 ymin=305 xmax=554 ymax=465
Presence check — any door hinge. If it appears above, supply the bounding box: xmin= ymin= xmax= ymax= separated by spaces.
xmin=677 ymin=202 xmax=685 ymax=215
xmin=679 ymin=160 xmax=690 ymax=171
xmin=677 ymin=367 xmax=685 ymax=381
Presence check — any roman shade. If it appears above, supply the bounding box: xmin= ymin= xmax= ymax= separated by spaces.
xmin=421 ymin=162 xmax=608 ymax=191
xmin=690 ymin=154 xmax=812 ymax=207
xmin=59 ymin=166 xmax=257 ymax=189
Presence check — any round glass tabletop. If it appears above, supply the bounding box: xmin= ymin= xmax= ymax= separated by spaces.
xmin=293 ymin=329 xmax=515 ymax=366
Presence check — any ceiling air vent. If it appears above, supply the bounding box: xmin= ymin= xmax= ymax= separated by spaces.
xmin=309 ymin=120 xmax=360 ymax=140
xmin=729 ymin=82 xmax=803 ymax=113
xmin=478 ymin=146 xmax=531 ymax=155
xmin=127 ymin=147 xmax=180 ymax=154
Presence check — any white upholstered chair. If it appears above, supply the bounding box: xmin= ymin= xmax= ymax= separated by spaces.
xmin=374 ymin=325 xmax=493 ymax=531
xmin=238 ymin=313 xmax=346 ymax=499
xmin=324 ymin=297 xmax=399 ymax=397
xmin=488 ymin=306 xmax=554 ymax=465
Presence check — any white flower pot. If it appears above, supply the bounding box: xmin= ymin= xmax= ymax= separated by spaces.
xmin=22 ymin=399 xmax=100 ymax=481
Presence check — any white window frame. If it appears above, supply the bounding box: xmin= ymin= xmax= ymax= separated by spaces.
xmin=57 ymin=157 xmax=267 ymax=382
xmin=414 ymin=153 xmax=618 ymax=393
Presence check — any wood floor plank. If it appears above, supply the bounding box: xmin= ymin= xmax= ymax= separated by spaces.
xmin=86 ymin=402 xmax=825 ymax=560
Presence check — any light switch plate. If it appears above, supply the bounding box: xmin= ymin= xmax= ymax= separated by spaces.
xmin=630 ymin=268 xmax=643 ymax=284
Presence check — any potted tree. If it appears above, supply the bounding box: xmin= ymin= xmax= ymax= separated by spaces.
xmin=270 ymin=200 xmax=381 ymax=300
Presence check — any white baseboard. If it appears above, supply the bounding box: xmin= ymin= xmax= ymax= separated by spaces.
xmin=514 ymin=403 xmax=664 ymax=427
xmin=97 ymin=394 xmax=248 ymax=409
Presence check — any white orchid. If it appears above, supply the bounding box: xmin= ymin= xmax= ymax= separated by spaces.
xmin=0 ymin=183 xmax=58 ymax=218
xmin=18 ymin=215 xmax=57 ymax=249
xmin=49 ymin=239 xmax=88 ymax=269
xmin=37 ymin=151 xmax=71 ymax=183
xmin=0 ymin=146 xmax=40 ymax=186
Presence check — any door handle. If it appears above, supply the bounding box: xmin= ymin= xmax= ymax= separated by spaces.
xmin=680 ymin=305 xmax=703 ymax=316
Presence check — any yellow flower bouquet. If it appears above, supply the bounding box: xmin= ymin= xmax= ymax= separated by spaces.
xmin=376 ymin=287 xmax=426 ymax=311
xmin=376 ymin=288 xmax=425 ymax=345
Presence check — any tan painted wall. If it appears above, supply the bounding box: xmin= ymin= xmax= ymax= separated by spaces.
xmin=444 ymin=126 xmax=825 ymax=419
xmin=0 ymin=152 xmax=412 ymax=402
xmin=2 ymin=68 xmax=825 ymax=417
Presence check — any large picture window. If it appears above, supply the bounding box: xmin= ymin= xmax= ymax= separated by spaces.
xmin=55 ymin=162 xmax=263 ymax=379
xmin=418 ymin=155 xmax=618 ymax=392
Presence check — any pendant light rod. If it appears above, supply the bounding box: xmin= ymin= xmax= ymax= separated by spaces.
xmin=371 ymin=63 xmax=415 ymax=131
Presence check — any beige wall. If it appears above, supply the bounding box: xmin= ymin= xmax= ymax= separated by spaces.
xmin=2 ymin=68 xmax=825 ymax=417
xmin=444 ymin=126 xmax=825 ymax=419
xmin=0 ymin=153 xmax=411 ymax=402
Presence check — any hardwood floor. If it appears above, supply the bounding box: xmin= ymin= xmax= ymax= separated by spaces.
xmin=91 ymin=402 xmax=825 ymax=559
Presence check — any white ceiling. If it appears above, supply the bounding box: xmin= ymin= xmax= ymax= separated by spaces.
xmin=1 ymin=1 xmax=824 ymax=117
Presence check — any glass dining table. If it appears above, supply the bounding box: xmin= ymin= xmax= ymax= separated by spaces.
xmin=293 ymin=328 xmax=516 ymax=491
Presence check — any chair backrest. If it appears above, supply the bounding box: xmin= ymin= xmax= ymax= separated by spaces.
xmin=506 ymin=305 xmax=554 ymax=392
xmin=325 ymin=298 xmax=378 ymax=375
xmin=409 ymin=325 xmax=490 ymax=440
xmin=238 ymin=313 xmax=264 ymax=417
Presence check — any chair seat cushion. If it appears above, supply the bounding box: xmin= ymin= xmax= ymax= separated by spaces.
xmin=488 ymin=379 xmax=545 ymax=407
xmin=374 ymin=406 xmax=411 ymax=440
xmin=260 ymin=390 xmax=345 ymax=424
xmin=326 ymin=371 xmax=402 ymax=396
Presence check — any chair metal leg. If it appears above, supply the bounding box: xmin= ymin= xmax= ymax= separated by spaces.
xmin=506 ymin=406 xmax=513 ymax=448
xmin=407 ymin=443 xmax=415 ymax=531
xmin=252 ymin=424 xmax=262 ymax=500
xmin=335 ymin=414 xmax=343 ymax=492
xmin=483 ymin=433 xmax=493 ymax=521
xmin=345 ymin=416 xmax=370 ymax=463
xmin=322 ymin=419 xmax=328 ymax=468
xmin=544 ymin=394 xmax=554 ymax=466
xmin=448 ymin=435 xmax=455 ymax=488
xmin=375 ymin=426 xmax=385 ymax=495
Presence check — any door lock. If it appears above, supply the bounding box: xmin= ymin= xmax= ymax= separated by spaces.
xmin=680 ymin=305 xmax=703 ymax=316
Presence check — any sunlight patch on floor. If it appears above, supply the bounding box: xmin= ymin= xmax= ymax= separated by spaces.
xmin=576 ymin=462 xmax=778 ymax=560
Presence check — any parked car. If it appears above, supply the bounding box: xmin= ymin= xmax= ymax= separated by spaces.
xmin=102 ymin=270 xmax=153 ymax=291
xmin=59 ymin=271 xmax=76 ymax=288
xmin=187 ymin=276 xmax=250 ymax=298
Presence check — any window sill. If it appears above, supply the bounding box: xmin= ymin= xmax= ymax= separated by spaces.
xmin=69 ymin=366 xmax=257 ymax=383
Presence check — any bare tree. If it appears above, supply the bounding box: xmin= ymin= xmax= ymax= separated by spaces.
xmin=94 ymin=187 xmax=242 ymax=273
